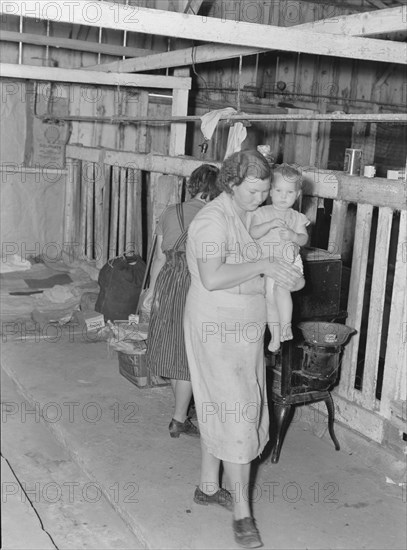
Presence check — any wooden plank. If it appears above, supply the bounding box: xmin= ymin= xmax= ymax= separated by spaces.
xmin=380 ymin=209 xmax=407 ymax=417
xmin=118 ymin=167 xmax=127 ymax=254
xmin=133 ymin=90 xmax=149 ymax=257
xmin=339 ymin=203 xmax=373 ymax=402
xmin=94 ymin=157 xmax=105 ymax=269
xmin=329 ymin=200 xmax=348 ymax=258
xmin=109 ymin=165 xmax=120 ymax=259
xmin=132 ymin=168 xmax=143 ymax=258
xmin=125 ymin=168 xmax=134 ymax=253
xmin=308 ymin=6 xmax=405 ymax=36
xmin=360 ymin=207 xmax=393 ymax=410
xmin=301 ymin=196 xmax=319 ymax=243
xmin=2 ymin=2 xmax=405 ymax=64
xmin=331 ymin=392 xmax=384 ymax=443
xmin=63 ymin=158 xmax=79 ymax=259
xmin=0 ymin=63 xmax=191 ymax=89
xmin=0 ymin=30 xmax=155 ymax=58
xmin=101 ymin=164 xmax=111 ymax=266
xmin=86 ymin=163 xmax=95 ymax=260
xmin=79 ymin=163 xmax=88 ymax=261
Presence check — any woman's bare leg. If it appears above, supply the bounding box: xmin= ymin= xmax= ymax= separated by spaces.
xmin=170 ymin=379 xmax=193 ymax=423
xmin=199 ymin=441 xmax=222 ymax=495
xmin=223 ymin=461 xmax=251 ymax=519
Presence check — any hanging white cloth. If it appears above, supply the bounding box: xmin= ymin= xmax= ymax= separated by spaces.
xmin=224 ymin=122 xmax=247 ymax=159
xmin=200 ymin=107 xmax=236 ymax=141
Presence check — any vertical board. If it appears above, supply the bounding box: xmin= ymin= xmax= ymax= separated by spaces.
xmin=86 ymin=162 xmax=95 ymax=259
xmin=339 ymin=203 xmax=373 ymax=402
xmin=79 ymin=160 xmax=88 ymax=260
xmin=118 ymin=167 xmax=127 ymax=253
xmin=101 ymin=164 xmax=111 ymax=267
xmin=109 ymin=164 xmax=120 ymax=259
xmin=360 ymin=207 xmax=393 ymax=410
xmin=329 ymin=200 xmax=348 ymax=258
xmin=380 ymin=210 xmax=407 ymax=416
xmin=94 ymin=158 xmax=104 ymax=269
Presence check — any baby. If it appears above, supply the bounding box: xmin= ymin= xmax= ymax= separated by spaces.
xmin=250 ymin=164 xmax=309 ymax=352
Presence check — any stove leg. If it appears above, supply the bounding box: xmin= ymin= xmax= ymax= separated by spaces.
xmin=324 ymin=393 xmax=340 ymax=451
xmin=270 ymin=403 xmax=293 ymax=464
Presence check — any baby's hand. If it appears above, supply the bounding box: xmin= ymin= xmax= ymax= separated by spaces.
xmin=279 ymin=227 xmax=296 ymax=241
xmin=270 ymin=219 xmax=286 ymax=229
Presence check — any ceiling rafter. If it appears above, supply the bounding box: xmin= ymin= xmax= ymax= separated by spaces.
xmin=84 ymin=6 xmax=407 ymax=73
xmin=0 ymin=1 xmax=405 ymax=65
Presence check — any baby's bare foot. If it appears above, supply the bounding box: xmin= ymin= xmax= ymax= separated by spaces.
xmin=268 ymin=339 xmax=281 ymax=353
xmin=281 ymin=324 xmax=293 ymax=342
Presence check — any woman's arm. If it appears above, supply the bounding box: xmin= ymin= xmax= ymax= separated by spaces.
xmin=250 ymin=220 xmax=281 ymax=240
xmin=197 ymin=255 xmax=303 ymax=292
xmin=142 ymin=235 xmax=165 ymax=309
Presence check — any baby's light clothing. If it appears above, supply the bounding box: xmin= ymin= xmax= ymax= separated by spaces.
xmin=250 ymin=205 xmax=309 ymax=263
xmin=250 ymin=205 xmax=309 ymax=295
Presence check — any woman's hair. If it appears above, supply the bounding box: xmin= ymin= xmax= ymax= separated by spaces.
xmin=217 ymin=150 xmax=272 ymax=194
xmin=273 ymin=163 xmax=303 ymax=192
xmin=187 ymin=163 xmax=220 ymax=201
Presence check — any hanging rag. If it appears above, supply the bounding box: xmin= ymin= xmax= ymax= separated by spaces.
xmin=224 ymin=122 xmax=247 ymax=159
xmin=200 ymin=107 xmax=236 ymax=141
xmin=200 ymin=107 xmax=247 ymax=159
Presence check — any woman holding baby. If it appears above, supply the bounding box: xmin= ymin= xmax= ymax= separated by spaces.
xmin=184 ymin=149 xmax=306 ymax=548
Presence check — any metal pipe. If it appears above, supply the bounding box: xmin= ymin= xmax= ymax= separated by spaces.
xmin=38 ymin=113 xmax=407 ymax=124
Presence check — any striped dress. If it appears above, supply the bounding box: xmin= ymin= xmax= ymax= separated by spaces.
xmin=145 ymin=201 xmax=202 ymax=381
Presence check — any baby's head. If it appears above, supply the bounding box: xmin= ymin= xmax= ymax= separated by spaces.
xmin=270 ymin=164 xmax=303 ymax=209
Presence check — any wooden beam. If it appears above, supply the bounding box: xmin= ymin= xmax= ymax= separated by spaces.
xmin=1 ymin=2 xmax=405 ymax=65
xmin=307 ymin=6 xmax=406 ymax=36
xmin=0 ymin=63 xmax=191 ymax=89
xmin=0 ymin=30 xmax=156 ymax=58
xmin=65 ymin=145 xmax=407 ymax=211
xmin=85 ymin=6 xmax=407 ymax=73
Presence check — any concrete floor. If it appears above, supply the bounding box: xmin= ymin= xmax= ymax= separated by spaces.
xmin=1 ymin=330 xmax=406 ymax=550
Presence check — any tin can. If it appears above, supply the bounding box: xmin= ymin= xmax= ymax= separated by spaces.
xmin=344 ymin=148 xmax=363 ymax=176
xmin=363 ymin=165 xmax=376 ymax=178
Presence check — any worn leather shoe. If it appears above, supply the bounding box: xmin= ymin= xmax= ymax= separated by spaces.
xmin=233 ymin=517 xmax=263 ymax=548
xmin=168 ymin=417 xmax=199 ymax=438
xmin=193 ymin=486 xmax=233 ymax=511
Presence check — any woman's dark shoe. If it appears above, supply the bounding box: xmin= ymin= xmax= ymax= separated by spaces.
xmin=193 ymin=486 xmax=233 ymax=511
xmin=233 ymin=517 xmax=263 ymax=548
xmin=169 ymin=417 xmax=199 ymax=438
